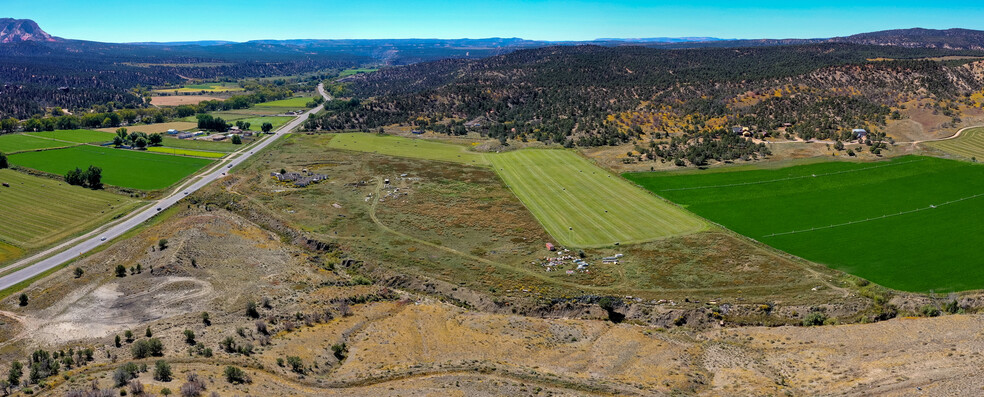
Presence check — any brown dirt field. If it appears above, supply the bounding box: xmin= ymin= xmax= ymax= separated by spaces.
xmin=97 ymin=121 xmax=198 ymax=134
xmin=150 ymin=95 xmax=223 ymax=106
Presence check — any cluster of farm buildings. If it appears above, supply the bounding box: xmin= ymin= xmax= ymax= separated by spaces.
xmin=166 ymin=125 xmax=259 ymax=141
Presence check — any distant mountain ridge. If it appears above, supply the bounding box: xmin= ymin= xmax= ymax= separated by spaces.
xmin=832 ymin=28 xmax=984 ymax=50
xmin=6 ymin=18 xmax=984 ymax=54
xmin=0 ymin=18 xmax=58 ymax=43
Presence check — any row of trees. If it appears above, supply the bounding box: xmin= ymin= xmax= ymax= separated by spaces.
xmin=65 ymin=165 xmax=102 ymax=189
xmin=113 ymin=128 xmax=163 ymax=148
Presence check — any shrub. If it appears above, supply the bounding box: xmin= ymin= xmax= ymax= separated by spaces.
xmin=200 ymin=312 xmax=210 ymax=326
xmin=128 ymin=380 xmax=144 ymax=395
xmin=158 ymin=239 xmax=168 ymax=251
xmin=223 ymin=366 xmax=249 ymax=384
xmin=18 ymin=293 xmax=27 ymax=306
xmin=115 ymin=265 xmax=127 ymax=278
xmin=184 ymin=330 xmax=196 ymax=345
xmin=331 ymin=343 xmax=347 ymax=361
xmin=245 ymin=301 xmax=259 ymax=318
xmin=286 ymin=356 xmax=303 ymax=373
xmin=180 ymin=372 xmax=206 ymax=397
xmin=113 ymin=363 xmax=139 ymax=387
xmin=220 ymin=336 xmax=236 ymax=353
xmin=74 ymin=267 xmax=84 ymax=278
xmin=944 ymin=300 xmax=961 ymax=314
xmin=802 ymin=311 xmax=827 ymax=326
xmin=131 ymin=338 xmax=164 ymax=359
xmin=920 ymin=304 xmax=941 ymax=317
xmin=153 ymin=361 xmax=172 ymax=382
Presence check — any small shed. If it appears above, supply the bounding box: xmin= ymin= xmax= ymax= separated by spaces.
xmin=545 ymin=243 xmax=555 ymax=251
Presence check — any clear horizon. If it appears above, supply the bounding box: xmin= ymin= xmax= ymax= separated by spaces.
xmin=5 ymin=0 xmax=984 ymax=43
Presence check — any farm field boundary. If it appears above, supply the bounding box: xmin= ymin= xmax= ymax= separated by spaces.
xmin=323 ymin=133 xmax=704 ymax=247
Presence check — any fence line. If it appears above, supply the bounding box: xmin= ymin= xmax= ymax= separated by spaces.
xmin=763 ymin=192 xmax=984 ymax=238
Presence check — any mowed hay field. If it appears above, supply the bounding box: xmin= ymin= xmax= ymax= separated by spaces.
xmin=327 ymin=132 xmax=490 ymax=166
xmin=161 ymin=136 xmax=246 ymax=153
xmin=626 ymin=156 xmax=984 ymax=292
xmin=9 ymin=145 xmax=214 ymax=190
xmin=146 ymin=146 xmax=226 ymax=159
xmin=927 ymin=126 xmax=984 ymax=160
xmin=492 ymin=150 xmax=705 ymax=247
xmin=0 ymin=134 xmax=74 ymax=153
xmin=26 ymin=129 xmax=116 ymax=144
xmin=0 ymin=169 xmax=139 ymax=252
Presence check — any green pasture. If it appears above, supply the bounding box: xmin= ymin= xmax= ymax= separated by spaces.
xmin=492 ymin=150 xmax=705 ymax=247
xmin=327 ymin=132 xmax=489 ymax=166
xmin=338 ymin=68 xmax=378 ymax=77
xmin=625 ymin=156 xmax=984 ymax=292
xmin=9 ymin=145 xmax=214 ymax=190
xmin=27 ymin=129 xmax=116 ymax=144
xmin=234 ymin=116 xmax=294 ymax=131
xmin=0 ymin=169 xmax=139 ymax=252
xmin=0 ymin=134 xmax=75 ymax=153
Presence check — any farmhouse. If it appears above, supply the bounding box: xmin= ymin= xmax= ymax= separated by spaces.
xmin=176 ymin=132 xmax=194 ymax=139
xmin=853 ymin=128 xmax=868 ymax=139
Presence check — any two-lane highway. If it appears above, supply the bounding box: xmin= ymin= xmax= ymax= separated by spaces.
xmin=0 ymin=84 xmax=331 ymax=291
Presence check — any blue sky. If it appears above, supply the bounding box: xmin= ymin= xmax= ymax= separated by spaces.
xmin=6 ymin=0 xmax=984 ymax=42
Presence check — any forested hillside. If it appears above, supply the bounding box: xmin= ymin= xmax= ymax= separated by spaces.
xmin=0 ymin=39 xmax=367 ymax=119
xmin=307 ymin=44 xmax=984 ymax=152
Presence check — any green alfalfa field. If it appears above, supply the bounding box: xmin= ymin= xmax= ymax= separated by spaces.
xmin=625 ymin=155 xmax=984 ymax=292
xmin=9 ymin=145 xmax=214 ymax=190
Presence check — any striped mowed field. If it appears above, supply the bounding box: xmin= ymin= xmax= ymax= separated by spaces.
xmin=491 ymin=150 xmax=705 ymax=247
xmin=0 ymin=169 xmax=139 ymax=251
xmin=927 ymin=127 xmax=984 ymax=160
